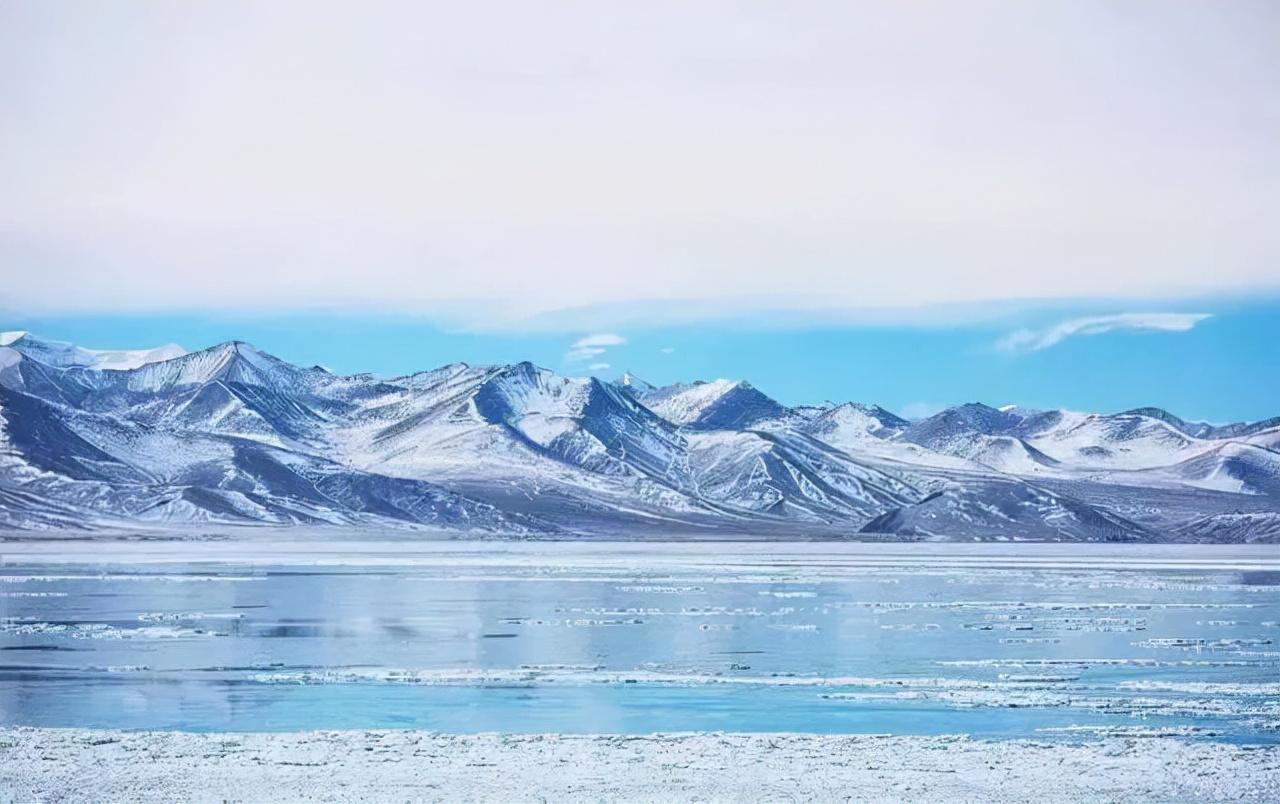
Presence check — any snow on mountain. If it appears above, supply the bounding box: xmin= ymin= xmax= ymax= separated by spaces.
xmin=1175 ymin=512 xmax=1280 ymax=543
xmin=819 ymin=437 xmax=991 ymax=473
xmin=1014 ymin=409 xmax=1205 ymax=469
xmin=899 ymin=403 xmax=1272 ymax=475
xmin=0 ymin=388 xmax=540 ymax=533
xmin=0 ymin=340 xmax=334 ymax=446
xmin=0 ymin=345 xmax=541 ymax=533
xmin=997 ymin=404 xmax=1044 ymax=417
xmin=319 ymin=361 xmax=718 ymax=531
xmin=337 ymin=362 xmax=937 ymax=528
xmin=618 ymin=371 xmax=657 ymax=395
xmin=1245 ymin=425 xmax=1280 ymax=452
xmin=931 ymin=433 xmax=1060 ymax=475
xmin=474 ymin=363 xmax=694 ymax=482
xmin=0 ymin=484 xmax=89 ymax=530
xmin=801 ymin=403 xmax=908 ymax=449
xmin=1117 ymin=407 xmax=1280 ymax=440
xmin=120 ymin=341 xmax=327 ymax=395
xmin=0 ymin=384 xmax=150 ymax=485
xmin=860 ymin=478 xmax=1147 ymax=542
xmin=902 ymin=403 xmax=1023 ymax=445
xmin=636 ymin=380 xmax=787 ymax=430
xmin=682 ymin=428 xmax=920 ymax=523
xmin=2 ymin=331 xmax=186 ymax=370
xmin=895 ymin=404 xmax=1062 ymax=475
xmin=787 ymin=402 xmax=997 ymax=473
xmin=342 ymin=361 xmax=688 ymax=483
xmin=1162 ymin=442 xmax=1280 ymax=497
xmin=0 ymin=332 xmax=1275 ymax=539
xmin=0 ymin=347 xmax=22 ymax=388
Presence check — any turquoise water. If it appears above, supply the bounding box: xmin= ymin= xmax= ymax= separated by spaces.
xmin=1 ymin=542 xmax=1277 ymax=740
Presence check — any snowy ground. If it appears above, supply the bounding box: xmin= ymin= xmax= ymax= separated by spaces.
xmin=2 ymin=728 xmax=1277 ymax=802
xmin=4 ymin=533 xmax=1279 ymax=569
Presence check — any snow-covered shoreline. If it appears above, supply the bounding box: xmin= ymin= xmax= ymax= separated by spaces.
xmin=6 ymin=535 xmax=1280 ymax=570
xmin=3 ymin=728 xmax=1277 ymax=803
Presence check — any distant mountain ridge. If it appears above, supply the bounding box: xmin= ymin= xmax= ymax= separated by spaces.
xmin=0 ymin=331 xmax=186 ymax=371
xmin=1 ymin=333 xmax=1276 ymax=541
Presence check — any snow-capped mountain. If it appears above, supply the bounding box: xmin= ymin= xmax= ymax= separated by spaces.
xmin=801 ymin=402 xmax=909 ymax=448
xmin=0 ymin=332 xmax=1276 ymax=541
xmin=0 ymin=331 xmax=185 ymax=371
xmin=901 ymin=404 xmax=1060 ymax=475
xmin=899 ymin=402 xmax=1278 ymax=476
xmin=1163 ymin=442 xmax=1280 ymax=497
xmin=630 ymin=379 xmax=788 ymax=430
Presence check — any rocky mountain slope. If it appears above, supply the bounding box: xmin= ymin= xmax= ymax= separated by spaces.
xmin=1 ymin=333 xmax=1276 ymax=541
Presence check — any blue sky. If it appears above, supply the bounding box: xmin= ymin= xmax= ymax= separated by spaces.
xmin=6 ymin=297 xmax=1277 ymax=423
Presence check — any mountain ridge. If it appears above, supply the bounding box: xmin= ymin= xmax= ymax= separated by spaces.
xmin=1 ymin=333 xmax=1276 ymax=541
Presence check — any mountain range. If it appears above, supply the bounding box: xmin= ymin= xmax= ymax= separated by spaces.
xmin=1 ymin=331 xmax=1277 ymax=542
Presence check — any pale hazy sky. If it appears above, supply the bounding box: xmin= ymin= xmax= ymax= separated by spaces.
xmin=3 ymin=1 xmax=1278 ymax=328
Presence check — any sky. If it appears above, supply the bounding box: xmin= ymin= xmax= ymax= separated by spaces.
xmin=2 ymin=2 xmax=1278 ymax=421
xmin=6 ymin=299 xmax=1278 ymax=423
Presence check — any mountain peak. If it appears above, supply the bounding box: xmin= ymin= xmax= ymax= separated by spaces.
xmin=1120 ymin=406 xmax=1184 ymax=424
xmin=928 ymin=402 xmax=1021 ymax=430
xmin=1 ymin=331 xmax=187 ymax=371
xmin=640 ymin=378 xmax=786 ymax=430
xmin=804 ymin=401 xmax=909 ymax=444
xmin=901 ymin=402 xmax=1023 ymax=448
xmin=619 ymin=371 xmax=656 ymax=392
xmin=1114 ymin=406 xmax=1243 ymax=440
xmin=118 ymin=339 xmax=321 ymax=393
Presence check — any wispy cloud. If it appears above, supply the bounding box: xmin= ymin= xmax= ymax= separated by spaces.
xmin=566 ymin=332 xmax=626 ymax=362
xmin=588 ymin=362 xmax=611 ymax=371
xmin=997 ymin=312 xmax=1212 ymax=353
xmin=659 ymin=347 xmax=676 ymax=354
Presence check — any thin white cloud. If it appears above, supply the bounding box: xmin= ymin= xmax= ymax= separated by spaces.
xmin=659 ymin=347 xmax=676 ymax=354
xmin=997 ymin=313 xmax=1212 ymax=353
xmin=588 ymin=362 xmax=611 ymax=371
xmin=573 ymin=333 xmax=626 ymax=348
xmin=566 ymin=332 xmax=626 ymax=362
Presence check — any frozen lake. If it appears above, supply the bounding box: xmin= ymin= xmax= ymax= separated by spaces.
xmin=2 ymin=540 xmax=1278 ymax=740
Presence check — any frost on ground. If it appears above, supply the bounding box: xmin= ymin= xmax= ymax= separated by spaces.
xmin=2 ymin=729 xmax=1278 ymax=803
